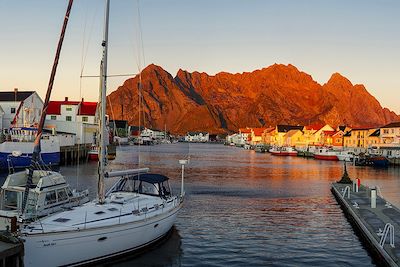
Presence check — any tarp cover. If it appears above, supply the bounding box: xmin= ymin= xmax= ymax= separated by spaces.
xmin=132 ymin=173 xmax=169 ymax=184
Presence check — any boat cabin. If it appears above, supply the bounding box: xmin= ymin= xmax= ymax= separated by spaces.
xmin=0 ymin=170 xmax=89 ymax=222
xmin=108 ymin=173 xmax=172 ymax=199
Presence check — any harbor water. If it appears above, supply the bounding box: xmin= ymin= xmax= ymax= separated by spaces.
xmin=2 ymin=143 xmax=400 ymax=266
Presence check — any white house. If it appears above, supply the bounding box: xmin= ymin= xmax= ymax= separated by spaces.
xmin=185 ymin=132 xmax=209 ymax=143
xmin=0 ymin=89 xmax=43 ymax=130
xmin=380 ymin=122 xmax=400 ymax=144
xmin=140 ymin=128 xmax=165 ymax=141
xmin=44 ymin=98 xmax=98 ymax=145
xmin=226 ymin=133 xmax=246 ymax=146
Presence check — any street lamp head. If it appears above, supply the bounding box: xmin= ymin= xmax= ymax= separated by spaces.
xmin=179 ymin=159 xmax=188 ymax=165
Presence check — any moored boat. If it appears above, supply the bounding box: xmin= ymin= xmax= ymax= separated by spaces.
xmin=0 ymin=170 xmax=89 ymax=230
xmin=336 ymin=150 xmax=354 ymax=162
xmin=314 ymin=148 xmax=338 ymax=161
xmin=270 ymin=146 xmax=297 ymax=156
xmin=0 ymin=127 xmax=60 ymax=170
xmin=10 ymin=2 xmax=187 ymax=265
xmin=369 ymin=156 xmax=389 ymax=168
xmin=87 ymin=144 xmax=99 ymax=161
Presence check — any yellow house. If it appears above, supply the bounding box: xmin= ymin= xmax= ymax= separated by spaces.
xmin=250 ymin=128 xmax=266 ymax=145
xmin=275 ymin=125 xmax=304 ymax=146
xmin=343 ymin=127 xmax=379 ymax=151
xmin=284 ymin=129 xmax=304 ymax=146
xmin=305 ymin=124 xmax=335 ymax=145
xmin=261 ymin=127 xmax=276 ymax=145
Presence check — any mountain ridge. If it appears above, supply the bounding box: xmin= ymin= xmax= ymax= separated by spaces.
xmin=107 ymin=63 xmax=399 ymax=134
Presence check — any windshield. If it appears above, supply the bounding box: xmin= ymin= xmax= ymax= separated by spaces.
xmin=3 ymin=190 xmax=22 ymax=210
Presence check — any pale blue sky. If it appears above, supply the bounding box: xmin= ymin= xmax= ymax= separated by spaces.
xmin=0 ymin=0 xmax=399 ymax=113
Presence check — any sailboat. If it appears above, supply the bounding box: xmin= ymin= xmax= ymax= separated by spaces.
xmin=19 ymin=1 xmax=186 ymax=266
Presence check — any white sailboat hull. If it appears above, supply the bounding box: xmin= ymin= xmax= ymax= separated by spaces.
xmin=23 ymin=205 xmax=180 ymax=267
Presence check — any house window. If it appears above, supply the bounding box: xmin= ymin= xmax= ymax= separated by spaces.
xmin=82 ymin=116 xmax=88 ymax=122
xmin=50 ymin=115 xmax=56 ymax=120
xmin=66 ymin=107 xmax=72 ymax=111
xmin=11 ymin=107 xmax=16 ymax=113
xmin=66 ymin=116 xmax=72 ymax=122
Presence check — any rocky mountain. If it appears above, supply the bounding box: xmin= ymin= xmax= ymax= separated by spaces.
xmin=106 ymin=64 xmax=399 ymax=134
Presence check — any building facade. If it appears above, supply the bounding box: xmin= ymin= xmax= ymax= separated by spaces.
xmin=0 ymin=89 xmax=43 ymax=130
xmin=380 ymin=122 xmax=400 ymax=144
xmin=44 ymin=98 xmax=98 ymax=145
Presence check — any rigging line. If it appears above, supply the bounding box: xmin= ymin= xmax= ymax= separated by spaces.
xmin=106 ymin=92 xmax=120 ymax=148
xmin=80 ymin=3 xmax=101 ymax=78
xmin=135 ymin=0 xmax=144 ymax=167
xmin=137 ymin=0 xmax=146 ymax=68
xmin=77 ymin=3 xmax=89 ymax=190
xmin=80 ymin=73 xmax=136 ymax=78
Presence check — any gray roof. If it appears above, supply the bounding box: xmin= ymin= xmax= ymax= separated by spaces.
xmin=369 ymin=129 xmax=380 ymax=137
xmin=0 ymin=91 xmax=35 ymax=102
xmin=187 ymin=131 xmax=208 ymax=136
xmin=276 ymin=125 xmax=304 ymax=133
xmin=381 ymin=122 xmax=400 ymax=128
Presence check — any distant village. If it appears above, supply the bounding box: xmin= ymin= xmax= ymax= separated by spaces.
xmin=225 ymin=123 xmax=400 ymax=165
xmin=226 ymin=124 xmax=397 ymax=152
xmin=1 ymin=89 xmax=399 ymax=157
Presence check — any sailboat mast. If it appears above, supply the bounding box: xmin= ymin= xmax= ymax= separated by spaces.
xmin=21 ymin=0 xmax=74 ymax=214
xmin=98 ymin=0 xmax=110 ymax=204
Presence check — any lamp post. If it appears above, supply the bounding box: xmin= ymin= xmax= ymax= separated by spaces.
xmin=179 ymin=159 xmax=189 ymax=197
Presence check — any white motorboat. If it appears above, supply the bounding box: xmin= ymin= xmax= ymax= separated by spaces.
xmin=0 ymin=170 xmax=89 ymax=229
xmin=336 ymin=150 xmax=354 ymax=162
xmin=314 ymin=147 xmax=338 ymax=161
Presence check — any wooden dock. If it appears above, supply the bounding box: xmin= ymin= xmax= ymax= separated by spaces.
xmin=332 ymin=181 xmax=400 ymax=266
xmin=0 ymin=231 xmax=23 ymax=267
xmin=60 ymin=144 xmax=91 ymax=165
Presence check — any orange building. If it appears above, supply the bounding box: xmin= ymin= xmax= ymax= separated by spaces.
xmin=321 ymin=130 xmax=344 ymax=147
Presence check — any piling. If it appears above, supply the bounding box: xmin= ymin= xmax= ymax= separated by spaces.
xmin=60 ymin=144 xmax=91 ymax=165
xmin=0 ymin=231 xmax=24 ymax=267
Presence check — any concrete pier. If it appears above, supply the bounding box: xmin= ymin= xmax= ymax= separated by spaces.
xmin=332 ymin=182 xmax=400 ymax=266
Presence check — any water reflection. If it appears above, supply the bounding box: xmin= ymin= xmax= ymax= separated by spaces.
xmin=103 ymin=227 xmax=182 ymax=267
xmin=1 ymin=143 xmax=398 ymax=266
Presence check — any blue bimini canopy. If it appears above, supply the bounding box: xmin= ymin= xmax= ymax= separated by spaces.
xmin=133 ymin=173 xmax=169 ymax=184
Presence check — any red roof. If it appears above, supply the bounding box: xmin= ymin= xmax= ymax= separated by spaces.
xmin=239 ymin=128 xmax=252 ymax=134
xmin=79 ymin=102 xmax=97 ymax=116
xmin=305 ymin=124 xmax=323 ymax=131
xmin=252 ymin=128 xmax=266 ymax=136
xmin=323 ymin=131 xmax=338 ymax=137
xmin=47 ymin=100 xmax=97 ymax=116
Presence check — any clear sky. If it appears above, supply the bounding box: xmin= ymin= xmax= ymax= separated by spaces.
xmin=0 ymin=0 xmax=399 ymax=113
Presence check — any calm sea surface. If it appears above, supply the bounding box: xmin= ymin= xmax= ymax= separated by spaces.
xmin=4 ymin=143 xmax=400 ymax=266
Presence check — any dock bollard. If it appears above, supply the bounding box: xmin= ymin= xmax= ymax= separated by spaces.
xmin=371 ymin=187 xmax=377 ymax=209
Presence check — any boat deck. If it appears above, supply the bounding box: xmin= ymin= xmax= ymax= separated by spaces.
xmin=332 ymin=182 xmax=400 ymax=266
xmin=25 ymin=193 xmax=179 ymax=233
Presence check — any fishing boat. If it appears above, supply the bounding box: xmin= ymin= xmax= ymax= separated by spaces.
xmin=16 ymin=2 xmax=186 ymax=266
xmin=314 ymin=147 xmax=338 ymax=161
xmin=87 ymin=144 xmax=99 ymax=161
xmin=270 ymin=146 xmax=298 ymax=156
xmin=0 ymin=170 xmax=89 ymax=229
xmin=336 ymin=150 xmax=354 ymax=162
xmin=0 ymin=127 xmax=60 ymax=170
xmin=369 ymin=155 xmax=389 ymax=168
